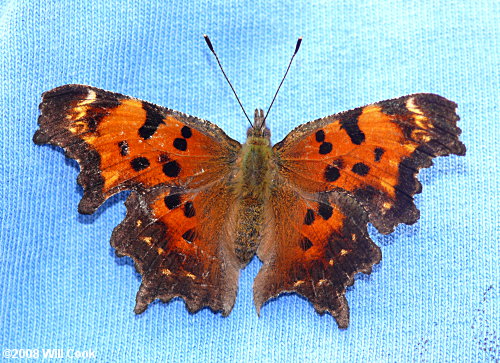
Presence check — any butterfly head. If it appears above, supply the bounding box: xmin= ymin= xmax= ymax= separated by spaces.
xmin=247 ymin=108 xmax=271 ymax=139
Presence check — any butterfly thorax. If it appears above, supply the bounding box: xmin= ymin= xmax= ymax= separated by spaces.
xmin=233 ymin=109 xmax=274 ymax=264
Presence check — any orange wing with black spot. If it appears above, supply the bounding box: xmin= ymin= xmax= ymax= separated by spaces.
xmin=34 ymin=84 xmax=242 ymax=315
xmin=255 ymin=187 xmax=381 ymax=328
xmin=255 ymin=94 xmax=465 ymax=327
xmin=274 ymin=93 xmax=465 ymax=234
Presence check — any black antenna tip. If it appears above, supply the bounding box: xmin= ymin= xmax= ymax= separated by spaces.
xmin=203 ymin=34 xmax=252 ymax=126
xmin=263 ymin=37 xmax=302 ymax=122
xmin=203 ymin=34 xmax=215 ymax=53
xmin=294 ymin=37 xmax=303 ymax=55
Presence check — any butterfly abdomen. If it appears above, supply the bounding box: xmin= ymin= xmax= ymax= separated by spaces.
xmin=233 ymin=135 xmax=275 ymax=264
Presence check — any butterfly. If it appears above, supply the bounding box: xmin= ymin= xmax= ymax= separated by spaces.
xmin=33 ymin=37 xmax=466 ymax=328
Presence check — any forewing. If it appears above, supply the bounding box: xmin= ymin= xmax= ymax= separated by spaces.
xmin=273 ymin=93 xmax=466 ymax=233
xmin=34 ymin=84 xmax=242 ymax=315
xmin=34 ymin=84 xmax=240 ymax=213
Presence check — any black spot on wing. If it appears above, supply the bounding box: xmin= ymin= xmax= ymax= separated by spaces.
xmin=139 ymin=102 xmax=165 ymax=140
xmin=304 ymin=209 xmax=315 ymax=225
xmin=315 ymin=130 xmax=325 ymax=142
xmin=181 ymin=126 xmax=192 ymax=139
xmin=130 ymin=157 xmax=150 ymax=171
xmin=173 ymin=138 xmax=187 ymax=151
xmin=324 ymin=165 xmax=340 ymax=182
xmin=299 ymin=237 xmax=313 ymax=251
xmin=182 ymin=229 xmax=196 ymax=243
xmin=164 ymin=194 xmax=182 ymax=209
xmin=374 ymin=147 xmax=385 ymax=162
xmin=163 ymin=160 xmax=181 ymax=177
xmin=184 ymin=202 xmax=195 ymax=218
xmin=318 ymin=203 xmax=333 ymax=220
xmin=118 ymin=140 xmax=129 ymax=156
xmin=339 ymin=108 xmax=365 ymax=145
xmin=319 ymin=142 xmax=333 ymax=155
xmin=352 ymin=163 xmax=370 ymax=176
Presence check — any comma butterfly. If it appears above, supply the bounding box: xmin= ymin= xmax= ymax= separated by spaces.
xmin=33 ymin=36 xmax=465 ymax=328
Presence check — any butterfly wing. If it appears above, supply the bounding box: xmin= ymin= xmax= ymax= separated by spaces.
xmin=255 ymin=186 xmax=380 ymax=328
xmin=255 ymin=94 xmax=465 ymax=327
xmin=34 ymin=84 xmax=242 ymax=315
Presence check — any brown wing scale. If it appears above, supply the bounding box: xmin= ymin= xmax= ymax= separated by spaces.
xmin=33 ymin=84 xmax=242 ymax=315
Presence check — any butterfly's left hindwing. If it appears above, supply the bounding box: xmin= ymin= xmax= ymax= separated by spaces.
xmin=34 ymin=84 xmax=242 ymax=315
xmin=255 ymin=186 xmax=381 ymax=328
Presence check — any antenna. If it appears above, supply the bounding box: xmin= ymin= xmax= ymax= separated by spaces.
xmin=203 ymin=34 xmax=253 ymax=127
xmin=263 ymin=37 xmax=302 ymax=122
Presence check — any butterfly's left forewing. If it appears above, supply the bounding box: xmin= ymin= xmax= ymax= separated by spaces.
xmin=255 ymin=93 xmax=465 ymax=327
xmin=272 ymin=93 xmax=465 ymax=233
xmin=34 ymin=84 xmax=242 ymax=315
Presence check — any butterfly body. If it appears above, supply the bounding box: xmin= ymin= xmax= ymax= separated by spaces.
xmin=34 ymin=84 xmax=465 ymax=328
xmin=233 ymin=109 xmax=274 ymax=264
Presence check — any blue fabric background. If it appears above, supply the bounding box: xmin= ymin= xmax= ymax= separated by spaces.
xmin=1 ymin=0 xmax=498 ymax=361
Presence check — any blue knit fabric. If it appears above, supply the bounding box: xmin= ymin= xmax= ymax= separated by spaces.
xmin=1 ymin=1 xmax=498 ymax=361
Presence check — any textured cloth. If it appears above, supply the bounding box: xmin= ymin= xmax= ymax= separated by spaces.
xmin=1 ymin=1 xmax=498 ymax=361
